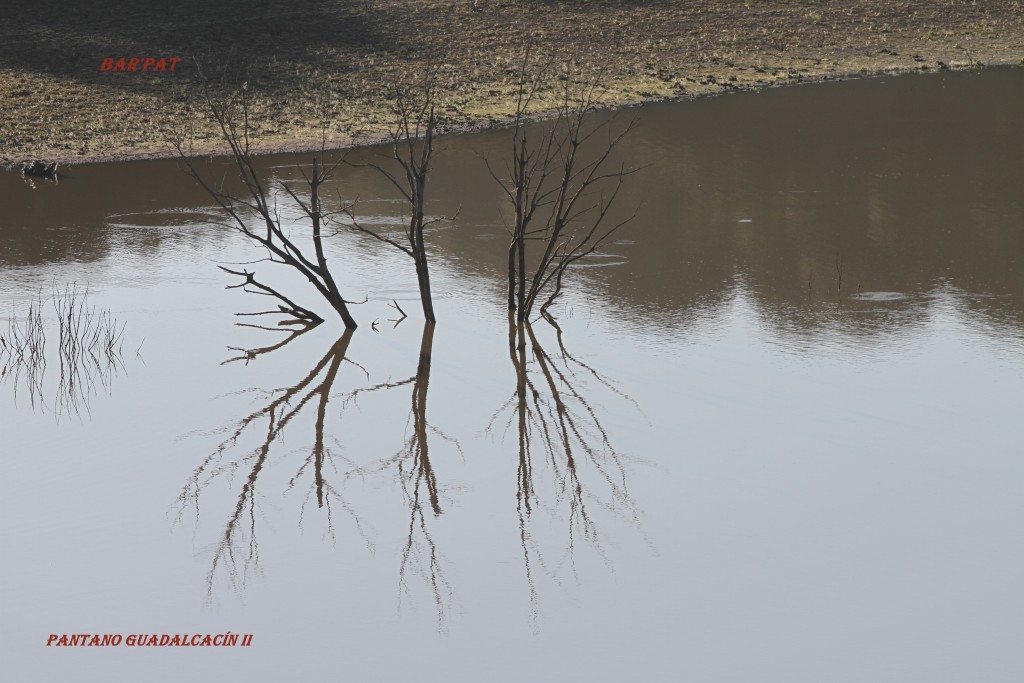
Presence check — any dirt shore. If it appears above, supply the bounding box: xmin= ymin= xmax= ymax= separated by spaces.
xmin=2 ymin=0 xmax=1023 ymax=166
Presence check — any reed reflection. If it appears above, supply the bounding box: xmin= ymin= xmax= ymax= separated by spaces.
xmin=491 ymin=315 xmax=647 ymax=624
xmin=1 ymin=285 xmax=132 ymax=419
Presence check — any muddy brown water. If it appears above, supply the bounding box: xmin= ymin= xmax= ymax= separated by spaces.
xmin=2 ymin=69 xmax=1023 ymax=682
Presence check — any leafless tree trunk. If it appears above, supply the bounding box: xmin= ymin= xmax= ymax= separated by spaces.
xmin=485 ymin=49 xmax=639 ymax=323
xmin=347 ymin=68 xmax=443 ymax=323
xmin=174 ymin=70 xmax=359 ymax=329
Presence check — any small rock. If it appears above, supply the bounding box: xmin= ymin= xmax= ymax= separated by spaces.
xmin=22 ymin=160 xmax=59 ymax=179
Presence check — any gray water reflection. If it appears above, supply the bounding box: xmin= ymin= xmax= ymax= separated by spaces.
xmin=3 ymin=68 xmax=1024 ymax=683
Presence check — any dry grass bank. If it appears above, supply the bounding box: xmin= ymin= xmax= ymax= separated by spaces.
xmin=2 ymin=0 xmax=1023 ymax=165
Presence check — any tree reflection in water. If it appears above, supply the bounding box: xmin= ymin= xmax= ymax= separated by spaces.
xmin=490 ymin=315 xmax=647 ymax=627
xmin=175 ymin=321 xmax=457 ymax=629
xmin=176 ymin=313 xmax=647 ymax=629
xmin=345 ymin=322 xmax=459 ymax=630
xmin=175 ymin=325 xmax=362 ymax=599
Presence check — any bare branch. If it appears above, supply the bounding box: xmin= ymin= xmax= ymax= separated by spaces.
xmin=218 ymin=266 xmax=324 ymax=324
xmin=491 ymin=49 xmax=640 ymax=323
xmin=174 ymin=60 xmax=360 ymax=329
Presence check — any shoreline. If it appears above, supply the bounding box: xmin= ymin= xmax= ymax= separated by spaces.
xmin=5 ymin=61 xmax=1021 ymax=170
xmin=3 ymin=0 xmax=1023 ymax=167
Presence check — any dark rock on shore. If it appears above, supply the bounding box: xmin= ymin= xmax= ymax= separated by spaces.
xmin=22 ymin=160 xmax=58 ymax=178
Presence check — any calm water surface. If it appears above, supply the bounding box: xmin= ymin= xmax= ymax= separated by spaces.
xmin=2 ymin=69 xmax=1023 ymax=682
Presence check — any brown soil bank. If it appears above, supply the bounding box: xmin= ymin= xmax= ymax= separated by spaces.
xmin=2 ymin=0 xmax=1023 ymax=165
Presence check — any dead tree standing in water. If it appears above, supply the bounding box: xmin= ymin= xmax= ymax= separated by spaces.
xmin=486 ymin=51 xmax=638 ymax=324
xmin=175 ymin=71 xmax=359 ymax=329
xmin=347 ymin=69 xmax=443 ymax=323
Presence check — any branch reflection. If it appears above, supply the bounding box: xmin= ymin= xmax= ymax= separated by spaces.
xmin=177 ymin=328 xmax=359 ymax=598
xmin=346 ymin=322 xmax=458 ymax=631
xmin=492 ymin=314 xmax=647 ymax=625
xmin=177 ymin=322 xmax=457 ymax=629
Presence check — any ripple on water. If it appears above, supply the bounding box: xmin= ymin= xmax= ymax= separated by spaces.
xmin=104 ymin=209 xmax=223 ymax=228
xmin=849 ymin=291 xmax=909 ymax=302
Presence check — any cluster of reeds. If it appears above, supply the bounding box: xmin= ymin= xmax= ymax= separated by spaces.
xmin=52 ymin=283 xmax=128 ymax=412
xmin=0 ymin=284 xmax=130 ymax=417
xmin=0 ymin=295 xmax=47 ymax=408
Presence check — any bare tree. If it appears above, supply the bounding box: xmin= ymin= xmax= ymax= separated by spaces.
xmin=346 ymin=68 xmax=443 ymax=323
xmin=174 ymin=68 xmax=360 ymax=329
xmin=485 ymin=50 xmax=639 ymax=324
